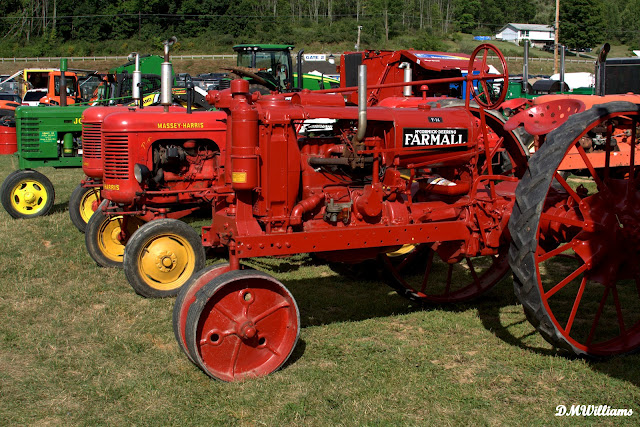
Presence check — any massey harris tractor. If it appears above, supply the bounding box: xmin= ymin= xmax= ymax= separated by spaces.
xmin=82 ymin=41 xmax=229 ymax=271
xmin=83 ymin=41 xmax=343 ymax=272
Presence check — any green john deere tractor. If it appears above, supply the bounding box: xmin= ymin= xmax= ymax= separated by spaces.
xmin=0 ymin=56 xmax=164 ymax=226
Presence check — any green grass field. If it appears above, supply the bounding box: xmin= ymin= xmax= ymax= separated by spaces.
xmin=1 ymin=153 xmax=640 ymax=425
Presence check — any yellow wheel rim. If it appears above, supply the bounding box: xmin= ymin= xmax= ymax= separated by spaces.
xmin=97 ymin=215 xmax=127 ymax=263
xmin=137 ymin=233 xmax=197 ymax=292
xmin=385 ymin=244 xmax=417 ymax=257
xmin=79 ymin=189 xmax=101 ymax=224
xmin=10 ymin=179 xmax=49 ymax=215
xmin=97 ymin=215 xmax=143 ymax=263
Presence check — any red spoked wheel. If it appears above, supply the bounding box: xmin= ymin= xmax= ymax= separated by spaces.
xmin=509 ymin=102 xmax=640 ymax=357
xmin=172 ymin=263 xmax=231 ymax=364
xmin=467 ymin=43 xmax=508 ymax=109
xmin=379 ymin=244 xmax=510 ymax=303
xmin=184 ymin=270 xmax=300 ymax=381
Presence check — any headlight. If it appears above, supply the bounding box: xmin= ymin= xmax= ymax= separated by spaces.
xmin=134 ymin=163 xmax=151 ymax=184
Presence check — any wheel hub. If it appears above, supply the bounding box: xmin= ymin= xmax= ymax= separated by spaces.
xmin=23 ymin=191 xmax=36 ymax=204
xmin=239 ymin=320 xmax=257 ymax=339
xmin=109 ymin=225 xmax=123 ymax=244
xmin=156 ymin=251 xmax=177 ymax=272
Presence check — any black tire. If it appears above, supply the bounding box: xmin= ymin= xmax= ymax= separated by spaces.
xmin=0 ymin=169 xmax=55 ymax=219
xmin=85 ymin=201 xmax=123 ymax=268
xmin=123 ymin=219 xmax=206 ymax=298
xmin=508 ymin=101 xmax=640 ymax=357
xmin=69 ymin=184 xmax=101 ymax=233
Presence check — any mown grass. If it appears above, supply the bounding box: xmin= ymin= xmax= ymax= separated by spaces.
xmin=1 ymin=154 xmax=640 ymax=425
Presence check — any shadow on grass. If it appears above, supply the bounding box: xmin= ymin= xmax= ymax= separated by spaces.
xmin=475 ymin=277 xmax=640 ymax=388
xmin=51 ymin=201 xmax=70 ymax=215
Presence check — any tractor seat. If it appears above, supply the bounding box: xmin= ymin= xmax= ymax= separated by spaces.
xmin=504 ymin=99 xmax=586 ymax=135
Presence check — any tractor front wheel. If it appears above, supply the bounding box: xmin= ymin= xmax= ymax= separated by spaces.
xmin=509 ymin=102 xmax=640 ymax=357
xmin=85 ymin=201 xmax=144 ymax=268
xmin=0 ymin=169 xmax=54 ymax=219
xmin=173 ymin=262 xmax=231 ymax=364
xmin=183 ymin=269 xmax=300 ymax=381
xmin=123 ymin=219 xmax=205 ymax=298
xmin=69 ymin=184 xmax=101 ymax=233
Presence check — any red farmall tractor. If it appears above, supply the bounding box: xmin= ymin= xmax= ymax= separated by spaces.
xmin=101 ymin=44 xmax=640 ymax=380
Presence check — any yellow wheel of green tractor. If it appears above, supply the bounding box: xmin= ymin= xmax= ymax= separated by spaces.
xmin=69 ymin=184 xmax=101 ymax=233
xmin=0 ymin=170 xmax=55 ymax=219
xmin=123 ymin=219 xmax=205 ymax=298
xmin=85 ymin=201 xmax=144 ymax=268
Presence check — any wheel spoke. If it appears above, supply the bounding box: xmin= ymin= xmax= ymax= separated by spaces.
xmin=536 ymin=241 xmax=574 ymax=263
xmin=553 ymin=171 xmax=582 ymax=205
xmin=419 ymin=249 xmax=435 ymax=294
xmin=564 ymin=276 xmax=587 ymax=334
xmin=586 ymin=285 xmax=611 ymax=346
xmin=444 ymin=264 xmax=453 ymax=296
xmin=214 ymin=305 xmax=239 ymax=325
xmin=229 ymin=336 xmax=242 ymax=377
xmin=540 ymin=212 xmax=585 ymax=228
xmin=611 ymin=284 xmax=627 ymax=338
xmin=543 ymin=262 xmax=589 ymax=299
xmin=254 ymin=300 xmax=290 ymax=324
xmin=575 ymin=144 xmax=605 ymax=191
xmin=466 ymin=257 xmax=480 ymax=287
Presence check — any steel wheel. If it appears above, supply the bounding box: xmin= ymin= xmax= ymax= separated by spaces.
xmin=0 ymin=169 xmax=54 ymax=218
xmin=184 ymin=270 xmax=300 ymax=381
xmin=173 ymin=263 xmax=231 ymax=364
xmin=380 ymin=244 xmax=510 ymax=303
xmin=123 ymin=219 xmax=205 ymax=298
xmin=69 ymin=184 xmax=101 ymax=233
xmin=85 ymin=201 xmax=144 ymax=268
xmin=509 ymin=102 xmax=640 ymax=357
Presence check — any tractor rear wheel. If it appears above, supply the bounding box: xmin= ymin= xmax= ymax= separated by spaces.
xmin=509 ymin=101 xmax=640 ymax=357
xmin=173 ymin=262 xmax=231 ymax=364
xmin=380 ymin=245 xmax=510 ymax=303
xmin=85 ymin=201 xmax=144 ymax=268
xmin=123 ymin=219 xmax=205 ymax=298
xmin=1 ymin=169 xmax=54 ymax=219
xmin=183 ymin=270 xmax=300 ymax=381
xmin=69 ymin=184 xmax=101 ymax=233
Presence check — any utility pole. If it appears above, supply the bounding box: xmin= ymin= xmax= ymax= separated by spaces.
xmin=554 ymin=0 xmax=560 ymax=74
xmin=355 ymin=25 xmax=362 ymax=50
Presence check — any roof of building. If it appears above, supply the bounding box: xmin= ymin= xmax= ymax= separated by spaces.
xmin=498 ymin=23 xmax=554 ymax=32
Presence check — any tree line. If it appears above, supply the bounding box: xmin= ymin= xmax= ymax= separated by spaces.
xmin=0 ymin=0 xmax=638 ymax=57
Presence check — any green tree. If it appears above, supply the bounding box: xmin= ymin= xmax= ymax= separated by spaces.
xmin=559 ymin=0 xmax=606 ymax=49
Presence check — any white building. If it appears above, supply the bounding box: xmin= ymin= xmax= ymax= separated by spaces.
xmin=495 ymin=23 xmax=554 ymax=47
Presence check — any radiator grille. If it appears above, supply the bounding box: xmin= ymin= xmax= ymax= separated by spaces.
xmin=82 ymin=122 xmax=101 ymax=159
xmin=19 ymin=117 xmax=41 ymax=153
xmin=104 ymin=133 xmax=129 ymax=179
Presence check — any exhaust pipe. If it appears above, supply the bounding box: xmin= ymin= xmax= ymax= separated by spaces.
xmin=296 ymin=49 xmax=304 ymax=91
xmin=523 ymin=40 xmax=529 ymax=94
xmin=161 ymin=36 xmax=177 ymax=112
xmin=353 ymin=65 xmax=367 ymax=144
xmin=399 ymin=62 xmax=412 ymax=97
xmin=128 ymin=52 xmax=142 ymax=108
xmin=60 ymin=58 xmax=68 ymax=107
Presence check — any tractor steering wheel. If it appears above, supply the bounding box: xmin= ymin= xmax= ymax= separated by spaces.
xmin=467 ymin=44 xmax=508 ymax=109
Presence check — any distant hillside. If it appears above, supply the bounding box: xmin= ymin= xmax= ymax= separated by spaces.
xmin=1 ymin=0 xmax=638 ymax=58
